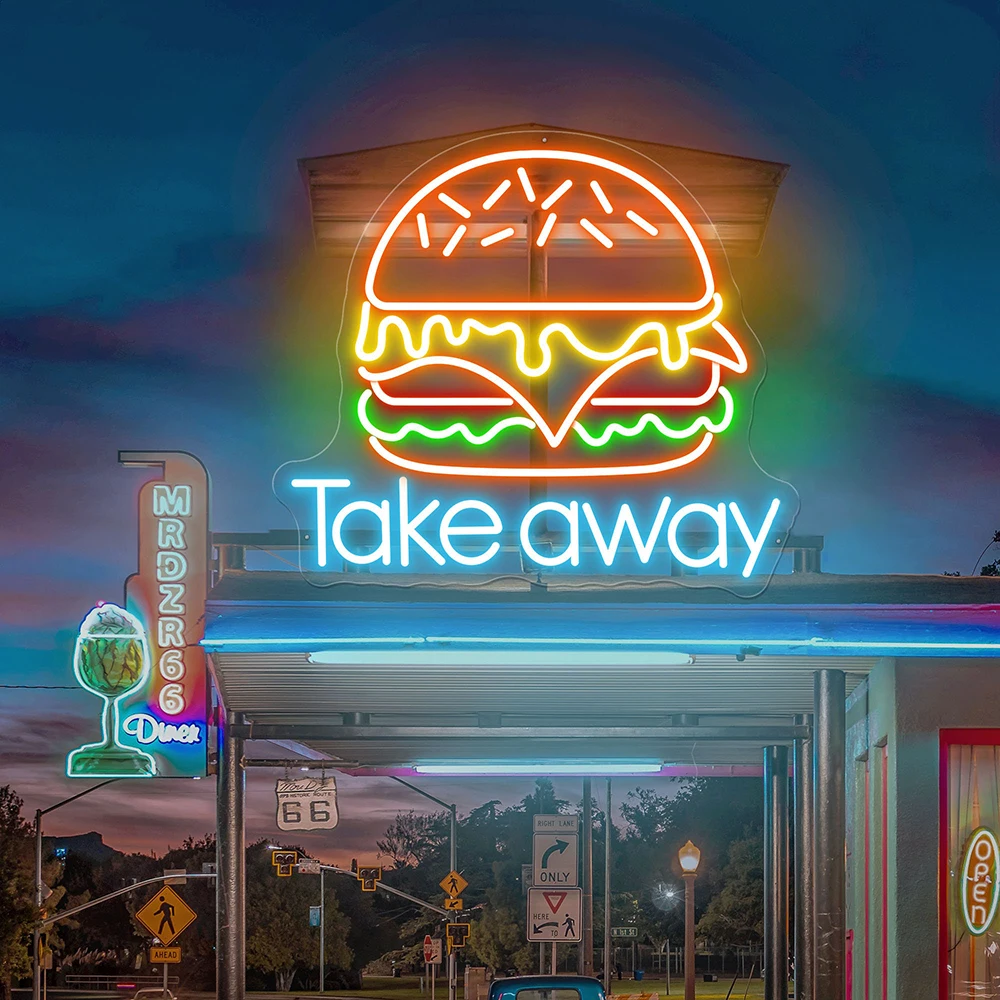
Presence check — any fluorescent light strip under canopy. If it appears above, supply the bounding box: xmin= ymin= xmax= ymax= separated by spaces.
xmin=414 ymin=762 xmax=664 ymax=776
xmin=204 ymin=636 xmax=1000 ymax=652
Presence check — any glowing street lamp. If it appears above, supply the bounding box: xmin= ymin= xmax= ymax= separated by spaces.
xmin=678 ymin=840 xmax=701 ymax=1000
xmin=678 ymin=840 xmax=701 ymax=873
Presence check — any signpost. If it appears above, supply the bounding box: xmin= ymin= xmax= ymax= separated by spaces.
xmin=527 ymin=888 xmax=583 ymax=942
xmin=440 ymin=871 xmax=468 ymax=897
xmin=424 ymin=935 xmax=443 ymax=964
xmin=150 ymin=946 xmax=181 ymax=963
xmin=424 ymin=934 xmax=443 ymax=1000
xmin=136 ymin=885 xmax=196 ymax=995
xmin=275 ymin=775 xmax=339 ymax=831
xmin=135 ymin=885 xmax=197 ymax=947
xmin=533 ymin=833 xmax=579 ymax=886
xmin=612 ymin=926 xmax=639 ymax=938
xmin=534 ymin=815 xmax=580 ymax=834
xmin=528 ymin=815 xmax=581 ymax=971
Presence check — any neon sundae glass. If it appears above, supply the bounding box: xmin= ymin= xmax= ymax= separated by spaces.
xmin=66 ymin=604 xmax=156 ymax=777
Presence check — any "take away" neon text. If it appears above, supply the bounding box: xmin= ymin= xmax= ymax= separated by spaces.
xmin=291 ymin=477 xmax=781 ymax=578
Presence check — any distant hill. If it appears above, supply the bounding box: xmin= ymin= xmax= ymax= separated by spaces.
xmin=44 ymin=831 xmax=122 ymax=863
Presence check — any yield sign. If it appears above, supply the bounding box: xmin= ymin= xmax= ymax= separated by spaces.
xmin=526 ymin=887 xmax=582 ymax=942
xmin=543 ymin=891 xmax=568 ymax=913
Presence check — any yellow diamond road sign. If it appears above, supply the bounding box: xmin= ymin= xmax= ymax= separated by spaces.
xmin=440 ymin=871 xmax=468 ymax=897
xmin=136 ymin=885 xmax=197 ymax=946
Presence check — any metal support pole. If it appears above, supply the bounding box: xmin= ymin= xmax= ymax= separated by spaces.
xmin=794 ymin=714 xmax=815 ymax=1000
xmin=813 ymin=670 xmax=846 ymax=1000
xmin=32 ymin=777 xmax=120 ymax=1000
xmin=581 ymin=778 xmax=594 ymax=975
xmin=449 ymin=805 xmax=457 ymax=1000
xmin=528 ymin=209 xmax=549 ymax=505
xmin=683 ymin=873 xmax=696 ymax=1000
xmin=552 ymin=941 xmax=558 ymax=974
xmin=34 ymin=809 xmax=42 ymax=1000
xmin=218 ymin=710 xmax=246 ymax=1000
xmin=604 ymin=779 xmax=612 ymax=993
xmin=764 ymin=746 xmax=790 ymax=1000
xmin=320 ymin=866 xmax=325 ymax=992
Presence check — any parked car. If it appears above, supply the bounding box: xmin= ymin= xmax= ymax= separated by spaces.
xmin=488 ymin=975 xmax=606 ymax=1000
xmin=130 ymin=989 xmax=175 ymax=1000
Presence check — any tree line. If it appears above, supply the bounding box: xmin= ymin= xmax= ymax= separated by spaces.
xmin=0 ymin=777 xmax=766 ymax=995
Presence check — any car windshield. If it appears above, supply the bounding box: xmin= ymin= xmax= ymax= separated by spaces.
xmin=515 ymin=990 xmax=583 ymax=1000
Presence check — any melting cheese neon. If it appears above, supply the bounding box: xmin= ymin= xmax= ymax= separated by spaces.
xmin=349 ymin=144 xmax=755 ymax=479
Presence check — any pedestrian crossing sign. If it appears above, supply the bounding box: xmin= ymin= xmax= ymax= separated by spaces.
xmin=440 ymin=871 xmax=468 ymax=897
xmin=136 ymin=885 xmax=197 ymax=946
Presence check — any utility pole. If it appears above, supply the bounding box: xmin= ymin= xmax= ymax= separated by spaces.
xmin=604 ymin=780 xmax=612 ymax=993
xmin=390 ymin=778 xmax=458 ymax=1000
xmin=581 ymin=779 xmax=594 ymax=976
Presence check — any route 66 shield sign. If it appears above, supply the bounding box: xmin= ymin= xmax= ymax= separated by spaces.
xmin=275 ymin=775 xmax=339 ymax=831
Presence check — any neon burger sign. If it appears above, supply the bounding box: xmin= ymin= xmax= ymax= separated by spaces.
xmin=289 ymin=133 xmax=790 ymax=576
xmin=354 ymin=147 xmax=747 ymax=478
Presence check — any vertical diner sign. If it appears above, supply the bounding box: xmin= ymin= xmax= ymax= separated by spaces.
xmin=122 ymin=451 xmax=209 ymax=776
xmin=66 ymin=452 xmax=210 ymax=778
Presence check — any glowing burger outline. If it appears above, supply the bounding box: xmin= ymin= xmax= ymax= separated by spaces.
xmin=353 ymin=145 xmax=751 ymax=478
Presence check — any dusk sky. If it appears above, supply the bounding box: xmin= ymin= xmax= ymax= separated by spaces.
xmin=1 ymin=0 xmax=998 ymax=858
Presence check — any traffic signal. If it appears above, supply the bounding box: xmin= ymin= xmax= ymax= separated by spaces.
xmin=271 ymin=850 xmax=298 ymax=877
xmin=357 ymin=865 xmax=382 ymax=891
xmin=446 ymin=923 xmax=471 ymax=951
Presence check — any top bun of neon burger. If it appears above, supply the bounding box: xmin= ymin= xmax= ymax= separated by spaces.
xmin=354 ymin=145 xmax=749 ymax=478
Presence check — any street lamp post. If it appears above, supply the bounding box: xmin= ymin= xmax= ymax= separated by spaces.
xmin=391 ymin=777 xmax=458 ymax=1000
xmin=678 ymin=840 xmax=701 ymax=1000
xmin=33 ymin=779 xmax=121 ymax=1000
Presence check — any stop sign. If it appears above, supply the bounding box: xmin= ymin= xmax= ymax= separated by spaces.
xmin=423 ymin=935 xmax=434 ymax=964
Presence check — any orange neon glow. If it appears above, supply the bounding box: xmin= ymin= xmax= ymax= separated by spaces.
xmin=367 ymin=434 xmax=715 ymax=479
xmin=482 ymin=179 xmax=511 ymax=210
xmin=541 ymin=178 xmax=573 ymax=210
xmin=516 ymin=166 xmax=536 ymax=202
xmin=579 ymin=217 xmax=613 ymax=248
xmin=351 ymin=143 xmax=753 ymax=479
xmin=590 ymin=179 xmax=614 ymax=214
xmin=536 ymin=212 xmax=557 ymax=247
xmin=442 ymin=225 xmax=467 ymax=257
xmin=364 ymin=149 xmax=715 ymax=312
xmin=626 ymin=209 xmax=658 ymax=236
xmin=438 ymin=192 xmax=471 ymax=218
xmin=481 ymin=227 xmax=516 ymax=247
